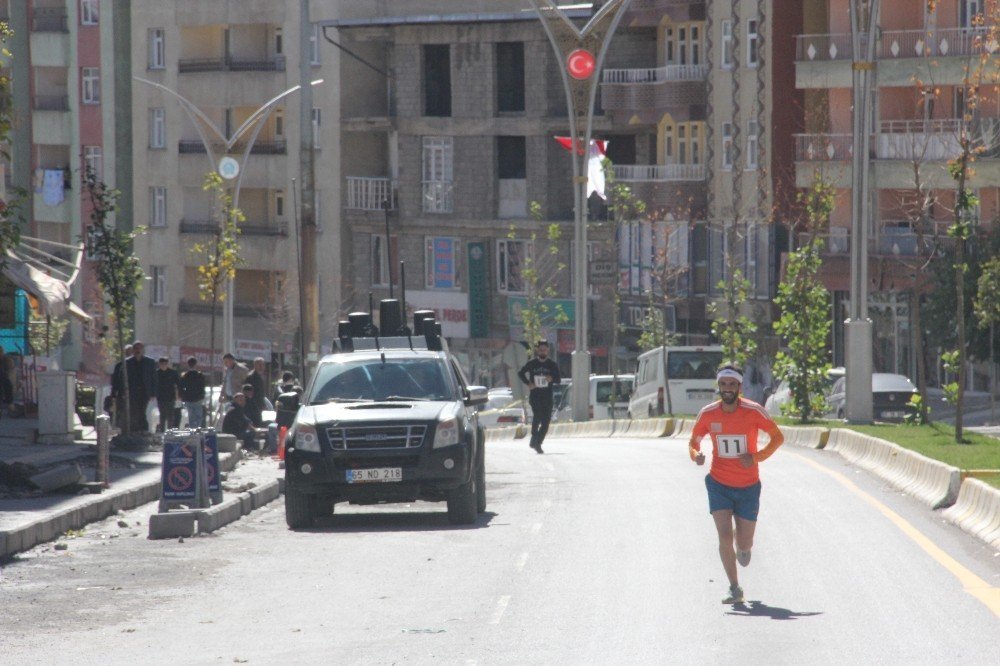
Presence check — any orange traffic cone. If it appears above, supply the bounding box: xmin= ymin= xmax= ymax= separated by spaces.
xmin=277 ymin=425 xmax=288 ymax=460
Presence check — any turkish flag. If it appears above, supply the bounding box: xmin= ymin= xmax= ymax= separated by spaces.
xmin=554 ymin=137 xmax=608 ymax=200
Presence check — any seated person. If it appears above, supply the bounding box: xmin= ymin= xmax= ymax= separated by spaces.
xmin=241 ymin=383 xmax=267 ymax=427
xmin=221 ymin=392 xmax=256 ymax=451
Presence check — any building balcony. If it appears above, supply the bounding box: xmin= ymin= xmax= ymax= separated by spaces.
xmin=29 ymin=30 xmax=69 ymax=67
xmin=178 ymin=55 xmax=286 ymax=74
xmin=179 ymin=218 xmax=289 ymax=237
xmin=32 ymin=107 xmax=72 ymax=146
xmin=178 ymin=139 xmax=287 ymax=155
xmin=32 ymin=95 xmax=69 ymax=111
xmin=624 ymin=0 xmax=705 ymax=27
xmin=178 ymin=298 xmax=268 ymax=318
xmin=31 ymin=6 xmax=68 ymax=32
xmin=33 ymin=190 xmax=72 ymax=224
xmin=345 ymin=176 xmax=397 ymax=211
xmin=612 ymin=164 xmax=707 ymax=215
xmin=797 ymin=221 xmax=952 ymax=260
xmin=796 ymin=27 xmax=993 ymax=88
xmin=601 ymin=65 xmax=708 ymax=121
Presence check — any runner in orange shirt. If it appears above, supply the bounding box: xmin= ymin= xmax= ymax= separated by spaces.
xmin=690 ymin=363 xmax=784 ymax=604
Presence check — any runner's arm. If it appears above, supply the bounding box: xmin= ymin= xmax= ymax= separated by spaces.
xmin=753 ymin=423 xmax=784 ymax=463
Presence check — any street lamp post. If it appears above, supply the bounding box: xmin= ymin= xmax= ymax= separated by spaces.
xmin=133 ymin=77 xmax=322 ymax=359
xmin=845 ymin=0 xmax=880 ymax=424
xmin=531 ymin=0 xmax=632 ymax=422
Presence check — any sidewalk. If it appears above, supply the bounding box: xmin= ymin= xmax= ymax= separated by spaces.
xmin=0 ymin=415 xmax=282 ymax=558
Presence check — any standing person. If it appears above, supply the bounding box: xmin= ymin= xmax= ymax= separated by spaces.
xmin=689 ymin=363 xmax=784 ymax=604
xmin=0 ymin=346 xmax=14 ymax=417
xmin=124 ymin=341 xmax=157 ymax=433
xmin=245 ymin=357 xmax=267 ymax=421
xmin=221 ymin=353 xmax=249 ymax=403
xmin=154 ymin=357 xmax=181 ymax=432
xmin=517 ymin=340 xmax=561 ymax=454
xmin=179 ymin=356 xmax=206 ymax=428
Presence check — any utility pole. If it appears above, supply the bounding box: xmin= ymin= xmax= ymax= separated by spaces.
xmin=300 ymin=0 xmax=320 ymax=382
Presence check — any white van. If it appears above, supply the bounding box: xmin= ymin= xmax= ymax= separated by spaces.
xmin=553 ymin=374 xmax=635 ymax=422
xmin=628 ymin=346 xmax=724 ymax=417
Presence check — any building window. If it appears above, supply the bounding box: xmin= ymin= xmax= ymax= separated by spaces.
xmin=746 ymin=121 xmax=759 ymax=170
xmin=84 ymin=145 xmax=103 ymax=180
xmin=747 ymin=20 xmax=759 ymax=67
xmin=273 ymin=108 xmax=284 ymax=138
xmin=664 ymin=22 xmax=704 ymax=66
xmin=274 ymin=27 xmax=283 ymax=55
xmin=570 ymin=241 xmax=597 ymax=296
xmin=310 ymin=24 xmax=321 ymax=65
xmin=497 ymin=42 xmax=525 ymax=113
xmin=722 ymin=20 xmax=734 ymax=68
xmin=150 ymin=186 xmax=167 ymax=227
xmin=961 ymin=0 xmax=983 ymax=27
xmin=149 ymin=108 xmax=166 ymax=149
xmin=82 ymin=68 xmax=100 ymax=104
xmin=148 ymin=29 xmax=165 ymax=70
xmin=497 ymin=239 xmax=529 ymax=294
xmin=80 ymin=0 xmax=99 ymax=25
xmin=371 ymin=234 xmax=397 ymax=287
xmin=722 ymin=123 xmax=733 ymax=170
xmin=423 ymin=44 xmax=452 ymax=117
xmin=425 ymin=237 xmax=461 ymax=289
xmin=151 ymin=266 xmax=167 ymax=306
xmin=422 ymin=136 xmax=453 ymax=214
xmin=275 ymin=190 xmax=285 ymax=218
xmin=497 ymin=136 xmax=526 ymax=179
xmin=312 ymin=108 xmax=321 ymax=149
xmin=663 ymin=121 xmax=705 ymax=166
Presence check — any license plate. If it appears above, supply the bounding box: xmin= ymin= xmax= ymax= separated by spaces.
xmin=688 ymin=390 xmax=716 ymax=400
xmin=881 ymin=411 xmax=906 ymax=419
xmin=346 ymin=467 xmax=402 ymax=483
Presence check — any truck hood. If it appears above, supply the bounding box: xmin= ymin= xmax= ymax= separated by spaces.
xmin=300 ymin=400 xmax=455 ymax=424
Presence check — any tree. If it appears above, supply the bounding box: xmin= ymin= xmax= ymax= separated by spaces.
xmin=0 ymin=22 xmax=22 ymax=263
xmin=709 ymin=268 xmax=757 ymax=370
xmin=974 ymin=255 xmax=1000 ymax=421
xmin=83 ymin=170 xmax=146 ymax=435
xmin=189 ymin=172 xmax=245 ymax=413
xmin=509 ymin=201 xmax=568 ymax=348
xmin=772 ymin=175 xmax=834 ymax=422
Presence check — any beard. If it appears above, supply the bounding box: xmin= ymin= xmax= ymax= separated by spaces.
xmin=720 ymin=390 xmax=738 ymax=405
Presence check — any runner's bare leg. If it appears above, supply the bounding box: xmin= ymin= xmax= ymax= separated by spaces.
xmin=712 ymin=510 xmax=738 ymax=587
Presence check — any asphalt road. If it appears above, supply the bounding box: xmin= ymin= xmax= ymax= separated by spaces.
xmin=1 ymin=436 xmax=998 ymax=665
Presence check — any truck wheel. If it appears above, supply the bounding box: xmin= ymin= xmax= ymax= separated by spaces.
xmin=447 ymin=476 xmax=477 ymax=525
xmin=475 ymin=452 xmax=487 ymax=513
xmin=285 ymin=488 xmax=315 ymax=529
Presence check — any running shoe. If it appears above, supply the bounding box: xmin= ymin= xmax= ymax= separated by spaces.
xmin=722 ymin=585 xmax=744 ymax=604
xmin=736 ymin=549 xmax=752 ymax=567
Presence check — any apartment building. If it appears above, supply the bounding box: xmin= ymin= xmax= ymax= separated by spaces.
xmin=795 ymin=0 xmax=999 ymax=380
xmin=1 ymin=0 xmax=118 ymax=384
xmin=600 ymin=0 xmax=801 ymax=363
xmin=128 ymin=0 xmax=342 ymax=373
xmin=328 ymin=3 xmax=630 ymax=386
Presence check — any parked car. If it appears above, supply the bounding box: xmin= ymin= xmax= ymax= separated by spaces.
xmin=764 ymin=367 xmax=845 ymax=417
xmin=478 ymin=392 xmax=528 ymax=428
xmin=629 ymin=346 xmax=724 ymax=417
xmin=825 ymin=373 xmax=919 ymax=422
xmin=553 ymin=374 xmax=634 ymax=422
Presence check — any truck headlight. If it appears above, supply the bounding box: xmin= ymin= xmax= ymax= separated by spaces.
xmin=433 ymin=418 xmax=460 ymax=448
xmin=294 ymin=423 xmax=320 ymax=453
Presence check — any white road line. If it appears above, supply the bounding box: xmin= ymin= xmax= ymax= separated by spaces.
xmin=490 ymin=595 xmax=511 ymax=625
xmin=515 ymin=551 xmax=529 ymax=571
xmin=531 ymin=522 xmax=543 ymax=535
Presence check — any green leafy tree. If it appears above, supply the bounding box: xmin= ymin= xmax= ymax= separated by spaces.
xmin=773 ymin=175 xmax=834 ymax=422
xmin=974 ymin=255 xmax=1000 ymax=421
xmin=189 ymin=172 xmax=245 ymax=412
xmin=0 ymin=22 xmax=22 ymax=263
xmin=83 ymin=170 xmax=146 ymax=434
xmin=511 ymin=201 xmax=568 ymax=348
xmin=709 ymin=269 xmax=757 ymax=370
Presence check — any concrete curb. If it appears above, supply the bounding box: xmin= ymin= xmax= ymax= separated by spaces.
xmin=825 ymin=429 xmax=961 ymax=509
xmin=941 ymin=478 xmax=1000 ymax=549
xmin=0 ymin=449 xmax=243 ymax=558
xmin=483 ymin=425 xmax=526 ymax=442
xmin=781 ymin=425 xmax=829 ymax=449
xmin=149 ymin=477 xmax=283 ymax=539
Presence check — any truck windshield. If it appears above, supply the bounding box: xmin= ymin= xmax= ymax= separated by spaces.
xmin=310 ymin=359 xmax=452 ymax=403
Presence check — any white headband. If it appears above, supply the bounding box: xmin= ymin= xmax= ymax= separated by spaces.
xmin=717 ymin=369 xmax=743 ymax=383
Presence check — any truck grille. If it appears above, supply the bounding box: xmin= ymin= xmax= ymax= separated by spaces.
xmin=326 ymin=424 xmax=428 ymax=450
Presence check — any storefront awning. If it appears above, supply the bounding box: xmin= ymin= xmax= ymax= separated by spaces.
xmin=2 ymin=250 xmax=92 ymax=322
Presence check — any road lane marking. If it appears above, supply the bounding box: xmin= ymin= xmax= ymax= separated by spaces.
xmin=792 ymin=451 xmax=1000 ymax=619
xmin=490 ymin=595 xmax=511 ymax=625
xmin=516 ymin=552 xmax=529 ymax=571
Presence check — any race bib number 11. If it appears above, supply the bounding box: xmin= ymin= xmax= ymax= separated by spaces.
xmin=716 ymin=434 xmax=748 ymax=458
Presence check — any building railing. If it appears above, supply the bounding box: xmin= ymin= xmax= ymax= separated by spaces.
xmin=796 ymin=27 xmax=990 ymax=62
xmin=180 ymin=218 xmax=289 ymax=237
xmin=31 ymin=7 xmax=68 ymax=32
xmin=32 ymin=95 xmax=70 ymax=111
xmin=794 ymin=133 xmax=854 ymax=161
xmin=797 ymin=221 xmax=954 ymax=257
xmin=613 ymin=163 xmax=707 ymax=181
xmin=602 ymin=63 xmax=709 ymax=84
xmin=346 ymin=176 xmax=397 ymax=211
xmin=179 ymin=299 xmax=268 ymax=318
xmin=796 ymin=119 xmax=1000 ymax=161
xmin=178 ymin=55 xmax=286 ymax=73
xmin=178 ymin=139 xmax=287 ymax=155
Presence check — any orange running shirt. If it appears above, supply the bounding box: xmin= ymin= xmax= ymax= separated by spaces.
xmin=690 ymin=397 xmax=782 ymax=488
